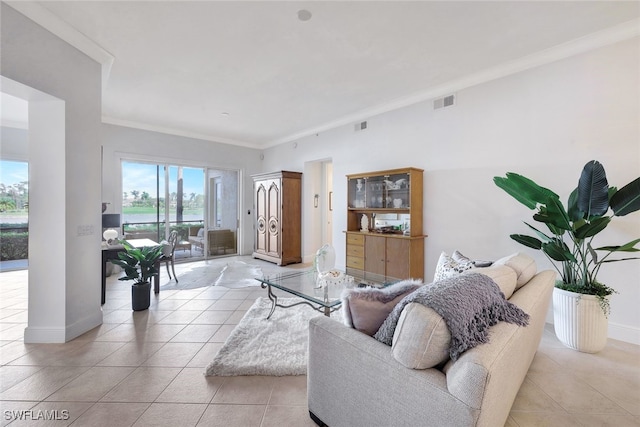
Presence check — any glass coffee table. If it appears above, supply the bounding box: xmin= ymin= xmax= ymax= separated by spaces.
xmin=255 ymin=270 xmax=381 ymax=319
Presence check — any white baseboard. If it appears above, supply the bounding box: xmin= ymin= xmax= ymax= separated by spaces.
xmin=23 ymin=310 xmax=103 ymax=343
xmin=65 ymin=310 xmax=103 ymax=341
xmin=24 ymin=326 xmax=66 ymax=343
xmin=608 ymin=322 xmax=640 ymax=346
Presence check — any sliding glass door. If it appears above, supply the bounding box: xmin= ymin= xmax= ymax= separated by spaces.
xmin=121 ymin=161 xmax=204 ymax=259
xmin=121 ymin=161 xmax=238 ymax=260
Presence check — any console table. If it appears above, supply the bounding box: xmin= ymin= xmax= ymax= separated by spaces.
xmin=101 ymin=238 xmax=161 ymax=305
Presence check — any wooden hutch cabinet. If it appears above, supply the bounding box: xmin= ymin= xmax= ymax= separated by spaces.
xmin=252 ymin=171 xmax=302 ymax=266
xmin=345 ymin=167 xmax=425 ymax=282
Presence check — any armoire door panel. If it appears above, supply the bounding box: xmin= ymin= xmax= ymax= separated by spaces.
xmin=267 ymin=180 xmax=280 ymax=256
xmin=255 ymin=183 xmax=267 ymax=254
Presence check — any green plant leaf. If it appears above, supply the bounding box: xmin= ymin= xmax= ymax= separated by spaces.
xmin=610 ymin=177 xmax=640 ymax=216
xmin=510 ymin=234 xmax=542 ymax=249
xmin=523 ymin=222 xmax=554 ymax=243
xmin=574 ymin=216 xmax=611 ymax=239
xmin=543 ymin=195 xmax=572 ymax=231
xmin=600 ymin=256 xmax=640 ymax=263
xmin=542 ymin=239 xmax=576 ymax=262
xmin=567 ymin=187 xmax=582 ymax=222
xmin=494 ymin=173 xmax=558 ymax=210
xmin=595 ymin=238 xmax=640 ymax=253
xmin=577 ymin=160 xmax=609 ymax=217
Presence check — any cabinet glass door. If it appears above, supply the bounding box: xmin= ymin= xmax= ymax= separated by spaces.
xmin=385 ymin=173 xmax=410 ymax=209
xmin=348 ymin=177 xmax=367 ymax=208
xmin=366 ymin=176 xmax=386 ymax=208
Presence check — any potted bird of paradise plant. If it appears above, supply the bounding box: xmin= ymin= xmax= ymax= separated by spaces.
xmin=109 ymin=240 xmax=164 ymax=311
xmin=494 ymin=160 xmax=640 ymax=352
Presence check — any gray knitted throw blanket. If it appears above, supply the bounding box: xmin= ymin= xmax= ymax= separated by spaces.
xmin=373 ymin=273 xmax=530 ymax=361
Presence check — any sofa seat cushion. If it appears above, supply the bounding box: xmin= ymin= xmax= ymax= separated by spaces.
xmin=494 ymin=252 xmax=536 ymax=290
xmin=341 ymin=279 xmax=422 ymax=336
xmin=392 ymin=302 xmax=451 ymax=369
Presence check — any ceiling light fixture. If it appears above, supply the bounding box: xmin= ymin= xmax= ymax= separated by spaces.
xmin=221 ymin=112 xmax=230 ymax=117
xmin=297 ymin=9 xmax=312 ymax=22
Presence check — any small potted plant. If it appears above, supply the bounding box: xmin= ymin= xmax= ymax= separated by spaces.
xmin=494 ymin=160 xmax=640 ymax=352
xmin=109 ymin=240 xmax=164 ymax=311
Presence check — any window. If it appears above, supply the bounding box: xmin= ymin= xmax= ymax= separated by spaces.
xmin=121 ymin=161 xmax=204 ymax=257
xmin=0 ymin=159 xmax=29 ymax=264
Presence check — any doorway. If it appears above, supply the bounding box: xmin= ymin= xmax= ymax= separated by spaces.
xmin=207 ymin=168 xmax=239 ymax=257
xmin=304 ymin=159 xmax=333 ymax=261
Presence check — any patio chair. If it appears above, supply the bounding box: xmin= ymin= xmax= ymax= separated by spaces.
xmin=161 ymin=230 xmax=179 ymax=282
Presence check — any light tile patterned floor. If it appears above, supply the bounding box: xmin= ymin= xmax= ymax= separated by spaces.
xmin=1 ymin=256 xmax=639 ymax=426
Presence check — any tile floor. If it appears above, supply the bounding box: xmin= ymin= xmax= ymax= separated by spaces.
xmin=1 ymin=256 xmax=639 ymax=426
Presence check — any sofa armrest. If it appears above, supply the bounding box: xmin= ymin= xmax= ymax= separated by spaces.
xmin=308 ymin=316 xmax=477 ymax=427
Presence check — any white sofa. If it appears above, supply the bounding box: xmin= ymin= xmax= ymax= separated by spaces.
xmin=307 ymin=257 xmax=555 ymax=427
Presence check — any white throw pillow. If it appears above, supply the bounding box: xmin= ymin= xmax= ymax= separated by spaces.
xmin=433 ymin=251 xmax=474 ymax=282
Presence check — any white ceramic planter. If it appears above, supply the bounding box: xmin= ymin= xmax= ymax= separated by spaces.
xmin=553 ymin=287 xmax=609 ymax=353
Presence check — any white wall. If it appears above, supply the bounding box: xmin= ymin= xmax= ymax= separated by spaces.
xmin=262 ymin=38 xmax=640 ymax=344
xmin=1 ymin=4 xmax=103 ymax=342
xmin=0 ymin=127 xmax=28 ymax=159
xmin=101 ymin=124 xmax=262 ymax=255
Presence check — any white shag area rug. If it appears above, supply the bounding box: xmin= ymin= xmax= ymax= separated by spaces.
xmin=205 ymin=297 xmax=331 ymax=376
xmin=214 ymin=261 xmax=262 ymax=289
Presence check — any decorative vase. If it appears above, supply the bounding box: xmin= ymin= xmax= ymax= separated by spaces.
xmin=553 ymin=287 xmax=609 ymax=353
xmin=360 ymin=214 xmax=369 ymax=232
xmin=315 ymin=244 xmax=336 ymax=274
xmin=131 ymin=282 xmax=151 ymax=311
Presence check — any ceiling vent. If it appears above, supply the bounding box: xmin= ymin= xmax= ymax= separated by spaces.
xmin=354 ymin=121 xmax=368 ymax=132
xmin=434 ymin=94 xmax=455 ymax=110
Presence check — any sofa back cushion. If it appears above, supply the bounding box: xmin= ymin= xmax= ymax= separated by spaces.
xmin=493 ymin=252 xmax=536 ymax=290
xmin=464 ymin=264 xmax=517 ymax=299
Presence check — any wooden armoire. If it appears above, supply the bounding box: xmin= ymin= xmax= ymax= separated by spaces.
xmin=252 ymin=171 xmax=302 ymax=266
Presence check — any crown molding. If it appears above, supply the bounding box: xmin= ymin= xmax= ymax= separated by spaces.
xmin=5 ymin=2 xmax=114 ymax=96
xmin=266 ymin=18 xmax=640 ymax=147
xmin=102 ymin=116 xmax=260 ymax=149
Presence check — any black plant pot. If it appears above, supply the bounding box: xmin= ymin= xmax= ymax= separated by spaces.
xmin=131 ymin=282 xmax=151 ymax=311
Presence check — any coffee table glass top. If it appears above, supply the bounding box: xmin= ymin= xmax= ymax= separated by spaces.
xmin=256 ymin=269 xmax=381 ymax=309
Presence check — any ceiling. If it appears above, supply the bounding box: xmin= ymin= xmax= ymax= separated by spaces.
xmin=6 ymin=1 xmax=640 ymax=148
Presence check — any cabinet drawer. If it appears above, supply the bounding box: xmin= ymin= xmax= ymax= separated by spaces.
xmin=346 ymin=256 xmax=364 ymax=270
xmin=347 ymin=233 xmax=364 ymax=245
xmin=347 ymin=244 xmax=364 ymax=257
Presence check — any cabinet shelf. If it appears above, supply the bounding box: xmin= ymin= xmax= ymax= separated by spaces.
xmin=347 ymin=208 xmax=410 ymax=213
